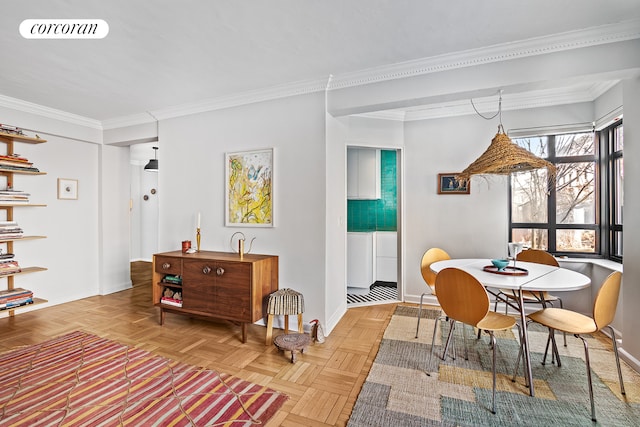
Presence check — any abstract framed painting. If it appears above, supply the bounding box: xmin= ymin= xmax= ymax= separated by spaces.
xmin=225 ymin=148 xmax=274 ymax=227
xmin=437 ymin=173 xmax=470 ymax=194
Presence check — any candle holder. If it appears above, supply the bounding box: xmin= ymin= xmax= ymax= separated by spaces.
xmin=196 ymin=228 xmax=201 ymax=252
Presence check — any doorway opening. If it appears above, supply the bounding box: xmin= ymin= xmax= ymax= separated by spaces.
xmin=346 ymin=147 xmax=402 ymax=307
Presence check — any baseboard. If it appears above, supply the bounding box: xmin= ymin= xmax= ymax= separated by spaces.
xmin=619 ymin=348 xmax=640 ymax=374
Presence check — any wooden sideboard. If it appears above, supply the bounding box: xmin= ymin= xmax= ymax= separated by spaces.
xmin=152 ymin=250 xmax=278 ymax=343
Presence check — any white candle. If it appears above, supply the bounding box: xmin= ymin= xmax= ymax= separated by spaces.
xmin=197 ymin=212 xmax=201 ymax=229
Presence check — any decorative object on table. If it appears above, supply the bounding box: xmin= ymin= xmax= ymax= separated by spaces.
xmin=508 ymin=242 xmax=524 ymax=268
xmin=0 ymin=331 xmax=288 ymax=426
xmin=196 ymin=211 xmax=201 ymax=252
xmin=274 ymin=332 xmax=312 ymax=363
xmin=265 ymin=288 xmax=305 ymax=346
xmin=144 ymin=146 xmax=158 ymax=171
xmin=57 ymin=178 xmax=78 ymax=200
xmin=230 ymin=231 xmax=255 ymax=260
xmin=437 ymin=173 xmax=470 ymax=194
xmin=181 ymin=240 xmax=191 ymax=253
xmin=456 ymin=91 xmax=556 ymax=185
xmin=483 ymin=264 xmax=529 ymax=275
xmin=490 ymin=258 xmax=509 ymax=271
xmin=225 ymin=148 xmax=273 ymax=227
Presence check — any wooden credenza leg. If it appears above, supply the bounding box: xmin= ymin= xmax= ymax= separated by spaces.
xmin=160 ymin=308 xmax=165 ymax=325
xmin=241 ymin=323 xmax=247 ymax=343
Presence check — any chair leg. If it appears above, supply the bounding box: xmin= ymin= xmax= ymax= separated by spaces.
xmin=415 ymin=293 xmax=426 ymax=338
xmin=512 ymin=323 xmax=528 ymax=387
xmin=577 ymin=335 xmax=596 ymax=422
xmin=607 ymin=325 xmax=626 ymax=396
xmin=427 ymin=315 xmax=441 ymax=370
xmin=489 ymin=331 xmax=497 ymax=414
xmin=442 ymin=319 xmax=456 ymax=361
xmin=558 ymin=298 xmax=567 ymax=347
xmin=551 ymin=331 xmax=562 ymax=367
xmin=542 ymin=328 xmax=552 ymax=365
xmin=462 ymin=324 xmax=469 ymax=360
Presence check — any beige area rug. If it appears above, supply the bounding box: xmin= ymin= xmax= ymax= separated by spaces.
xmin=348 ymin=306 xmax=640 ymax=426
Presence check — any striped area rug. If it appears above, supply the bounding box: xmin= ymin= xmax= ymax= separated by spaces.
xmin=0 ymin=331 xmax=287 ymax=426
xmin=348 ymin=306 xmax=640 ymax=426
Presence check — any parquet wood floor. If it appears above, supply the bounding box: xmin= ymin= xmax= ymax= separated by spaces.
xmin=0 ymin=262 xmax=402 ymax=426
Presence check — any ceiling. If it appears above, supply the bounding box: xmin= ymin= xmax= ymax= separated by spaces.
xmin=2 ymin=1 xmax=640 ymax=125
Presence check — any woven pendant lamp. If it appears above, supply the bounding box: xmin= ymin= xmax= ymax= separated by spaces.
xmin=456 ymin=91 xmax=556 ymax=184
xmin=456 ymin=125 xmax=556 ymax=183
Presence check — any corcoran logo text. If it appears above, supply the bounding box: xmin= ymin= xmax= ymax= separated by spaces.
xmin=20 ymin=19 xmax=109 ymax=39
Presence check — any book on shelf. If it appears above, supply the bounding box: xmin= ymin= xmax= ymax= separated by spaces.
xmin=162 ymin=274 xmax=182 ymax=285
xmin=0 ymin=221 xmax=24 ymax=238
xmin=0 ymin=287 xmax=33 ymax=305
xmin=0 ymin=260 xmax=21 ymax=275
xmin=0 ymin=190 xmax=30 ymax=203
xmin=160 ymin=296 xmax=183 ymax=307
xmin=0 ymin=297 xmax=34 ymax=310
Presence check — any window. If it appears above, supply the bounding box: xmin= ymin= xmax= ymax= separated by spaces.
xmin=510 ymin=132 xmax=599 ymax=256
xmin=509 ymin=122 xmax=622 ymax=261
xmin=604 ymin=121 xmax=623 ymax=262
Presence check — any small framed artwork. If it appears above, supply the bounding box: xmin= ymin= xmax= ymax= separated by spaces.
xmin=225 ymin=148 xmax=274 ymax=227
xmin=58 ymin=178 xmax=78 ymax=200
xmin=437 ymin=173 xmax=469 ymax=195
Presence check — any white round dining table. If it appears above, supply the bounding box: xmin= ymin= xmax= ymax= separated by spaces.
xmin=430 ymin=258 xmax=591 ymax=397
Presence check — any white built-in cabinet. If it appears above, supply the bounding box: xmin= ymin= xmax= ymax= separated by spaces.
xmin=376 ymin=231 xmax=397 ymax=282
xmin=347 ymin=147 xmax=380 ymax=200
xmin=347 ymin=232 xmax=376 ymax=289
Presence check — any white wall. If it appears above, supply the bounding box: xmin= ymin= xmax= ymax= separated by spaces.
xmin=99 ymin=144 xmax=132 ymax=294
xmin=157 ymin=93 xmax=328 ymax=330
xmin=621 ymin=74 xmax=640 ymax=364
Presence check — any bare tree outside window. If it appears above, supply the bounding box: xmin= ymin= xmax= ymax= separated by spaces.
xmin=510 ymin=132 xmax=597 ymax=253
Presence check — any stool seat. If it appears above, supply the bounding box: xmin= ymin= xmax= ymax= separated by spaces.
xmin=274 ymin=333 xmax=311 ymax=363
xmin=265 ymin=288 xmax=305 ymax=345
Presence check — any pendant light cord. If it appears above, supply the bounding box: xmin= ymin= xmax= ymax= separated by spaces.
xmin=470 ymin=90 xmax=503 ymax=126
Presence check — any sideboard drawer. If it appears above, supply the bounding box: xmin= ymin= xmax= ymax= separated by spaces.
xmin=155 ymin=256 xmax=181 ymax=276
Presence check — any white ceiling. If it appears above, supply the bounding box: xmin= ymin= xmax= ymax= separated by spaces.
xmin=2 ymin=1 xmax=640 ymax=124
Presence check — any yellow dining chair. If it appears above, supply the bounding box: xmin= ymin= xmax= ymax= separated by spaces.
xmin=415 ymin=247 xmax=450 ymax=339
xmin=434 ymin=267 xmax=518 ymax=414
xmin=493 ymin=249 xmax=567 ymax=346
xmin=527 ymin=271 xmax=625 ymax=422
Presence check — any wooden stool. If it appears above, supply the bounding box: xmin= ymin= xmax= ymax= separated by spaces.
xmin=274 ymin=333 xmax=311 ymax=363
xmin=265 ymin=288 xmax=305 ymax=345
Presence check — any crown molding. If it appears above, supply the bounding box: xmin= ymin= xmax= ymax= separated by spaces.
xmin=327 ymin=19 xmax=640 ymax=91
xmin=0 ymin=94 xmax=102 ymax=130
xmin=355 ymin=82 xmax=618 ymax=122
xmin=102 ymin=113 xmax=158 ymax=130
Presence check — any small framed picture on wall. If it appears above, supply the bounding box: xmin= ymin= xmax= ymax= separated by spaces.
xmin=58 ymin=178 xmax=78 ymax=200
xmin=437 ymin=173 xmax=469 ymax=195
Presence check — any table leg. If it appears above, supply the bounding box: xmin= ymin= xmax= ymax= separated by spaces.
xmin=519 ymin=290 xmax=535 ymax=396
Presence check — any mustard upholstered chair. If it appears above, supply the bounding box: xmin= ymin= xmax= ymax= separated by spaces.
xmin=527 ymin=271 xmax=625 ymax=422
xmin=415 ymin=247 xmax=451 ymax=339
xmin=434 ymin=267 xmax=518 ymax=414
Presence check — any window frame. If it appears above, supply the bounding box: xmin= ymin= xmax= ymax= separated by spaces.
xmin=509 ymin=132 xmax=601 ymax=257
xmin=602 ymin=119 xmax=623 ymax=262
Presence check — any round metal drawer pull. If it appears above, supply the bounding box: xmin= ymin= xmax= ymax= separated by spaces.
xmin=202 ymin=266 xmax=212 ymax=274
xmin=216 ymin=267 xmax=225 ymax=276
xmin=162 ymin=262 xmax=171 ymax=270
